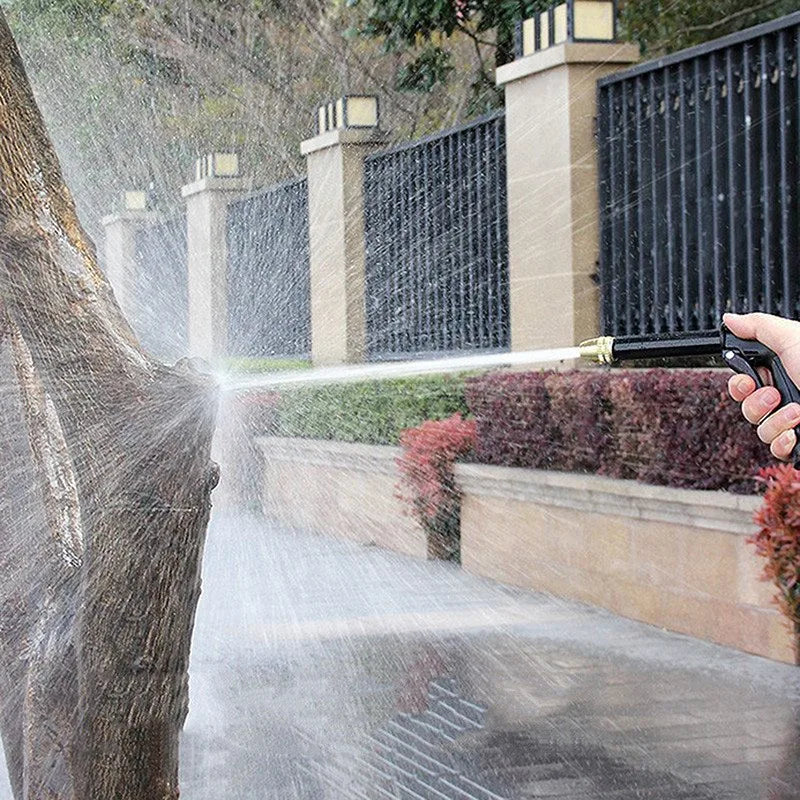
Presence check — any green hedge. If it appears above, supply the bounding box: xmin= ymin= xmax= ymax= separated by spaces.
xmin=223 ymin=357 xmax=311 ymax=374
xmin=275 ymin=375 xmax=469 ymax=445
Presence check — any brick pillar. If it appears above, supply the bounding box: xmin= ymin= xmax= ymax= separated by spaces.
xmin=181 ymin=154 xmax=249 ymax=361
xmin=498 ymin=42 xmax=638 ymax=351
xmin=101 ymin=191 xmax=154 ymax=321
xmin=302 ymin=112 xmax=386 ymax=365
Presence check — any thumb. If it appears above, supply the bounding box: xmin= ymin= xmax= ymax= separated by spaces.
xmin=723 ymin=312 xmax=800 ymax=356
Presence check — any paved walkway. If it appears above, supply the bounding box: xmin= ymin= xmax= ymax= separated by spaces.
xmin=180 ymin=512 xmax=800 ymax=800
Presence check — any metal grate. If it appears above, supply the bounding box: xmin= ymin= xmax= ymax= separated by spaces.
xmin=134 ymin=212 xmax=188 ymax=361
xmin=597 ymin=11 xmax=800 ymax=336
xmin=364 ymin=111 xmax=510 ymax=360
xmin=226 ymin=177 xmax=310 ymax=359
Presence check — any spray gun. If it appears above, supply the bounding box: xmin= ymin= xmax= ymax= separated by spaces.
xmin=578 ymin=323 xmax=800 ymax=467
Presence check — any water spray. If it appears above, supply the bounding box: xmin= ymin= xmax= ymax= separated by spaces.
xmin=580 ymin=323 xmax=800 ymax=466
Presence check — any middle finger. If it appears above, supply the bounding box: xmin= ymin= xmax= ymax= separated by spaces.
xmin=742 ymin=386 xmax=781 ymax=424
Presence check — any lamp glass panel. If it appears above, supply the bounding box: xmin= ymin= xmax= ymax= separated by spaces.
xmin=522 ymin=18 xmax=535 ymax=55
xmin=213 ymin=153 xmax=239 ymax=177
xmin=554 ymin=3 xmax=567 ymax=43
xmin=539 ymin=12 xmax=550 ymax=48
xmin=574 ymin=1 xmax=615 ymax=39
xmin=345 ymin=96 xmax=378 ymax=127
xmin=335 ymin=98 xmax=345 ymax=128
xmin=124 ymin=191 xmax=147 ymax=211
xmin=318 ymin=106 xmax=326 ymax=135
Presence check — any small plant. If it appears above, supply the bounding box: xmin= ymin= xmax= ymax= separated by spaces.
xmin=277 ymin=375 xmax=469 ymax=445
xmin=233 ymin=389 xmax=281 ymax=434
xmin=750 ymin=465 xmax=800 ymax=641
xmin=396 ymin=414 xmax=476 ymax=561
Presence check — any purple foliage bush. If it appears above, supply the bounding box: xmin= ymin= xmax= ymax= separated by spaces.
xmin=465 ymin=371 xmax=559 ymax=469
xmin=467 ymin=369 xmax=772 ymax=493
xmin=545 ymin=371 xmax=616 ymax=475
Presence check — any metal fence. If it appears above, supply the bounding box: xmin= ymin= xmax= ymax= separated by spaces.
xmin=363 ymin=111 xmax=510 ymax=359
xmin=133 ymin=212 xmax=188 ymax=361
xmin=226 ymin=178 xmax=310 ymax=359
xmin=597 ymin=11 xmax=800 ymax=336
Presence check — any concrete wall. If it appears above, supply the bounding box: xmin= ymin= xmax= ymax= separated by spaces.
xmin=457 ymin=464 xmax=796 ymax=664
xmin=255 ymin=436 xmax=795 ymax=663
xmin=256 ymin=437 xmax=428 ymax=559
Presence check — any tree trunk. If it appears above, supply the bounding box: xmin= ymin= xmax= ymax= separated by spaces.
xmin=0 ymin=10 xmax=218 ymax=799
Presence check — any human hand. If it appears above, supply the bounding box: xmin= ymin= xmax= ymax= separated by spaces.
xmin=724 ymin=312 xmax=800 ymax=461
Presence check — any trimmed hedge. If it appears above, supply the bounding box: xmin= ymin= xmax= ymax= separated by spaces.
xmin=466 ymin=368 xmax=772 ymax=492
xmin=273 ymin=375 xmax=469 ymax=445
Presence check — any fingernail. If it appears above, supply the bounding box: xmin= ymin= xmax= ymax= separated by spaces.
xmin=779 ymin=431 xmax=795 ymax=448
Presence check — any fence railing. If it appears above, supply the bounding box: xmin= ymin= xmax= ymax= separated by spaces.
xmin=134 ymin=212 xmax=187 ymax=361
xmin=226 ymin=177 xmax=310 ymax=359
xmin=363 ymin=111 xmax=510 ymax=360
xmin=597 ymin=11 xmax=800 ymax=337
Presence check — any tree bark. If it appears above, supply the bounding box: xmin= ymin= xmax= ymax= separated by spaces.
xmin=0 ymin=10 xmax=218 ymax=799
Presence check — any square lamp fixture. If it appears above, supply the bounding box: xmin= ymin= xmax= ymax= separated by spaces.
xmin=316 ymin=95 xmax=379 ymax=136
xmin=516 ymin=0 xmax=616 ymax=58
xmin=124 ymin=190 xmax=148 ymax=211
xmin=195 ymin=152 xmax=240 ymax=181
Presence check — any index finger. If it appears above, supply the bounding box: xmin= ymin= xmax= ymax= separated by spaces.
xmin=723 ymin=312 xmax=800 ymax=356
xmin=728 ymin=373 xmax=756 ymax=402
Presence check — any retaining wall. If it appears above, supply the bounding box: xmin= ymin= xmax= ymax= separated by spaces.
xmin=255 ymin=437 xmax=794 ymax=663
xmin=256 ymin=437 xmax=427 ymax=559
xmin=457 ymin=464 xmax=795 ymax=664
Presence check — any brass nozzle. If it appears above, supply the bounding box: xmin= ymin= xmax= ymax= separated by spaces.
xmin=578 ymin=336 xmax=615 ymax=365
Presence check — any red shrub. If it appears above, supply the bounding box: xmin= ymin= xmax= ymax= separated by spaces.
xmin=396 ymin=414 xmax=476 ymax=560
xmin=751 ymin=465 xmax=800 ymax=629
xmin=468 ymin=368 xmax=771 ymax=492
xmin=608 ymin=370 xmax=768 ymax=491
xmin=545 ymin=371 xmax=616 ymax=475
xmin=465 ymin=372 xmax=558 ymax=469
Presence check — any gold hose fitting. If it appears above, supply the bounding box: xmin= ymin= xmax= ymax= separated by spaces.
xmin=578 ymin=336 xmax=615 ymax=365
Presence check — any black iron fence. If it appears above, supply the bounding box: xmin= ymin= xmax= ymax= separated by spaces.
xmin=133 ymin=212 xmax=188 ymax=361
xmin=597 ymin=11 xmax=800 ymax=336
xmin=226 ymin=178 xmax=310 ymax=359
xmin=363 ymin=111 xmax=510 ymax=359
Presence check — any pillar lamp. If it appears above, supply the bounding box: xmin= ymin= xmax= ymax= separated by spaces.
xmin=516 ymin=0 xmax=617 ymax=58
xmin=316 ymin=95 xmax=380 ymax=136
xmin=194 ymin=152 xmax=240 ymax=181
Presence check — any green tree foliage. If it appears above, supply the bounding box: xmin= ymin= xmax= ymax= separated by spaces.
xmin=351 ymin=0 xmax=798 ymax=100
xmin=620 ymin=0 xmax=799 ymax=55
xmin=347 ymin=0 xmax=545 ymax=109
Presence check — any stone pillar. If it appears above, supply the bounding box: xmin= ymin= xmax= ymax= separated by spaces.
xmin=301 ymin=122 xmax=386 ymax=365
xmin=101 ymin=191 xmax=154 ymax=321
xmin=497 ymin=42 xmax=638 ymax=351
xmin=181 ymin=154 xmax=249 ymax=362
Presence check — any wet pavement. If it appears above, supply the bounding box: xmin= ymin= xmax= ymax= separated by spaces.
xmin=179 ymin=512 xmax=800 ymax=800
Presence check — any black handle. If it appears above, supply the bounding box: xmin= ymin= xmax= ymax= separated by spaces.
xmin=766 ymin=356 xmax=800 ymax=468
xmin=722 ymin=331 xmax=800 ymax=468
